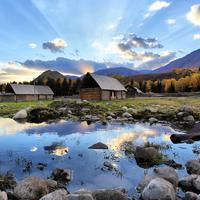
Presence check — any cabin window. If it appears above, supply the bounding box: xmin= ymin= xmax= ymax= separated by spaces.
xmin=111 ymin=91 xmax=116 ymax=99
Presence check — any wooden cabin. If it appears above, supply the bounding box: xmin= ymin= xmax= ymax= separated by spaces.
xmin=9 ymin=84 xmax=54 ymax=101
xmin=125 ymin=85 xmax=143 ymax=97
xmin=80 ymin=73 xmax=126 ymax=100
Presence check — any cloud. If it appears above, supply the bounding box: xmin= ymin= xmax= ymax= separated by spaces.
xmin=193 ymin=33 xmax=200 ymax=40
xmin=29 ymin=43 xmax=37 ymax=48
xmin=138 ymin=51 xmax=176 ymax=70
xmin=118 ymin=33 xmax=163 ymax=50
xmin=149 ymin=0 xmax=171 ymax=11
xmin=42 ymin=38 xmax=67 ymax=53
xmin=0 ymin=62 xmax=43 ymax=83
xmin=186 ymin=4 xmax=200 ymax=26
xmin=91 ymin=41 xmax=103 ymax=49
xmin=166 ymin=19 xmax=176 ymax=25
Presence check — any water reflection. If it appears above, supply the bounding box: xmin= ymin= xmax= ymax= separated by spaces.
xmin=0 ymin=118 xmax=196 ymax=194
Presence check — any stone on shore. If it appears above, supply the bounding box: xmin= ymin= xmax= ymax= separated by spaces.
xmin=186 ymin=160 xmax=200 ymax=175
xmin=13 ymin=109 xmax=27 ymax=120
xmin=14 ymin=177 xmax=50 ymax=200
xmin=141 ymin=177 xmax=176 ymax=200
xmin=39 ymin=189 xmax=68 ymax=200
xmin=0 ymin=191 xmax=8 ymax=200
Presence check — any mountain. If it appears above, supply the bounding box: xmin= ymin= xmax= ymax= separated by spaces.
xmin=94 ymin=67 xmax=141 ymax=76
xmin=154 ymin=49 xmax=200 ymax=73
xmin=33 ymin=70 xmax=65 ymax=83
xmin=65 ymin=75 xmax=80 ymax=80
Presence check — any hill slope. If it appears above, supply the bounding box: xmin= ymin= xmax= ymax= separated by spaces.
xmin=154 ymin=49 xmax=200 ymax=73
xmin=33 ymin=70 xmax=65 ymax=83
xmin=94 ymin=67 xmax=141 ymax=76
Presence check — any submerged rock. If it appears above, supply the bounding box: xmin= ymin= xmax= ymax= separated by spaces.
xmin=88 ymin=142 xmax=108 ymax=150
xmin=141 ymin=178 xmax=176 ymax=200
xmin=14 ymin=177 xmax=50 ymax=200
xmin=135 ymin=146 xmax=162 ymax=168
xmin=51 ymin=168 xmax=71 ymax=183
xmin=39 ymin=189 xmax=68 ymax=200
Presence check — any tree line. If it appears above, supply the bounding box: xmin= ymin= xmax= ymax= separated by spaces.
xmin=0 ymin=78 xmax=81 ymax=96
xmin=128 ymin=68 xmax=200 ymax=93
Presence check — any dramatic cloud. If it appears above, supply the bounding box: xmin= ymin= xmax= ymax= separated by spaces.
xmin=166 ymin=19 xmax=176 ymax=25
xmin=0 ymin=62 xmax=43 ymax=83
xmin=29 ymin=43 xmax=37 ymax=48
xmin=149 ymin=0 xmax=171 ymax=11
xmin=138 ymin=51 xmax=176 ymax=70
xmin=186 ymin=4 xmax=200 ymax=26
xmin=193 ymin=33 xmax=200 ymax=40
xmin=119 ymin=33 xmax=163 ymax=50
xmin=42 ymin=38 xmax=67 ymax=53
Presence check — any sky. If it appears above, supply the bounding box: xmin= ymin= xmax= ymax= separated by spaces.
xmin=0 ymin=0 xmax=200 ymax=82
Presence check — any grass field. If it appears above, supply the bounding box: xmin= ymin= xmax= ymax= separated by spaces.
xmin=0 ymin=96 xmax=200 ymax=118
xmin=0 ymin=100 xmax=52 ymax=117
xmin=91 ymin=96 xmax=200 ymax=112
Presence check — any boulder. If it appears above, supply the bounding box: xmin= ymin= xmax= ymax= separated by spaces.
xmin=51 ymin=168 xmax=71 ymax=183
xmin=153 ymin=167 xmax=178 ymax=188
xmin=127 ymin=108 xmax=137 ymax=115
xmin=13 ymin=109 xmax=27 ymax=120
xmin=92 ymin=189 xmax=128 ymax=200
xmin=67 ymin=193 xmax=94 ymax=200
xmin=149 ymin=117 xmax=158 ymax=123
xmin=186 ymin=160 xmax=200 ymax=175
xmin=14 ymin=177 xmax=49 ymax=200
xmin=170 ymin=133 xmax=200 ymax=144
xmin=137 ymin=167 xmax=178 ymax=191
xmin=141 ymin=178 xmax=176 ymax=200
xmin=183 ymin=115 xmax=195 ymax=124
xmin=185 ymin=192 xmax=198 ymax=200
xmin=135 ymin=146 xmax=162 ymax=168
xmin=122 ymin=106 xmax=128 ymax=111
xmin=178 ymin=175 xmax=200 ymax=192
xmin=122 ymin=112 xmax=132 ymax=118
xmin=88 ymin=142 xmax=108 ymax=149
xmin=0 ymin=191 xmax=8 ymax=200
xmin=179 ymin=106 xmax=193 ymax=114
xmin=39 ymin=189 xmax=68 ymax=200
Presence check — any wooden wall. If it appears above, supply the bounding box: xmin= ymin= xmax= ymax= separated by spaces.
xmin=0 ymin=94 xmax=15 ymax=102
xmin=80 ymin=88 xmax=101 ymax=100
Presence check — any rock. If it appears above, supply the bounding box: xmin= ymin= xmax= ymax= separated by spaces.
xmin=51 ymin=168 xmax=71 ymax=183
xmin=170 ymin=133 xmax=200 ymax=144
xmin=46 ymin=179 xmax=58 ymax=192
xmin=103 ymin=161 xmax=116 ymax=171
xmin=141 ymin=178 xmax=176 ymax=200
xmin=179 ymin=106 xmax=193 ymax=114
xmin=13 ymin=109 xmax=27 ymax=120
xmin=122 ymin=106 xmax=128 ymax=111
xmin=145 ymin=107 xmax=158 ymax=113
xmin=127 ymin=108 xmax=137 ymax=115
xmin=67 ymin=193 xmax=94 ymax=200
xmin=186 ymin=160 xmax=200 ymax=175
xmin=14 ymin=176 xmax=49 ymax=200
xmin=123 ymin=142 xmax=136 ymax=155
xmin=179 ymin=175 xmax=200 ymax=192
xmin=39 ymin=189 xmax=68 ymax=200
xmin=92 ymin=189 xmax=128 ymax=200
xmin=153 ymin=167 xmax=178 ymax=188
xmin=164 ymin=159 xmax=183 ymax=169
xmin=88 ymin=142 xmax=108 ymax=149
xmin=84 ymin=115 xmax=100 ymax=122
xmin=0 ymin=191 xmax=8 ymax=200
xmin=183 ymin=115 xmax=195 ymax=123
xmin=193 ymin=176 xmax=200 ymax=191
xmin=135 ymin=146 xmax=162 ymax=168
xmin=137 ymin=167 xmax=178 ymax=191
xmin=36 ymin=163 xmax=47 ymax=171
xmin=185 ymin=192 xmax=198 ymax=200
xmin=107 ymin=112 xmax=115 ymax=118
xmin=149 ymin=117 xmax=158 ymax=123
xmin=106 ymin=116 xmax=112 ymax=120
xmin=122 ymin=112 xmax=132 ymax=118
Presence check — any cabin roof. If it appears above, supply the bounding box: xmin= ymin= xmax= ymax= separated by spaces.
xmin=10 ymin=84 xmax=54 ymax=95
xmin=89 ymin=73 xmax=126 ymax=91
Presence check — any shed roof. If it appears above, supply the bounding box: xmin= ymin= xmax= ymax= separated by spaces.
xmin=10 ymin=84 xmax=54 ymax=95
xmin=89 ymin=73 xmax=126 ymax=91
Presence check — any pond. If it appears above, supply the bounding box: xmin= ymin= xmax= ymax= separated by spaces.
xmin=0 ymin=118 xmax=198 ymax=195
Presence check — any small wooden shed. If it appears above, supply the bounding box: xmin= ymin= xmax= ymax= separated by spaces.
xmin=125 ymin=85 xmax=143 ymax=97
xmin=10 ymin=84 xmax=54 ymax=101
xmin=80 ymin=73 xmax=126 ymax=100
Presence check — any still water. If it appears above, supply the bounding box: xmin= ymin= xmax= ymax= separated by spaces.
xmin=0 ymin=118 xmax=198 ymax=194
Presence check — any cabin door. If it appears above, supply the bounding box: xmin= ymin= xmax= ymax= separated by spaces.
xmin=111 ymin=91 xmax=116 ymax=99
